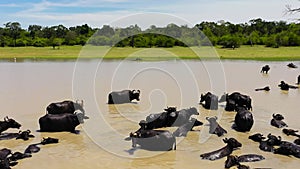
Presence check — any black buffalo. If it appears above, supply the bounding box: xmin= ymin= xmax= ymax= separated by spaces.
xmin=206 ymin=116 xmax=227 ymax=137
xmin=200 ymin=138 xmax=242 ymax=161
xmin=271 ymin=113 xmax=288 ymax=128
xmin=261 ymin=65 xmax=270 ymax=74
xmin=127 ymin=122 xmax=176 ymax=151
xmin=219 ymin=92 xmax=252 ymax=111
xmin=46 ymin=100 xmax=84 ymax=115
xmin=297 ymin=75 xmax=300 ymax=85
xmin=41 ymin=137 xmax=59 ymax=145
xmin=0 ymin=117 xmax=21 ymax=134
xmin=278 ymin=81 xmax=299 ymax=91
xmin=24 ymin=144 xmax=40 ymax=154
xmin=274 ymin=141 xmax=300 ymax=158
xmin=234 ymin=107 xmax=254 ymax=132
xmin=144 ymin=107 xmax=200 ymax=130
xmin=16 ymin=130 xmax=34 ymax=141
xmin=294 ymin=139 xmax=300 ymax=145
xmin=287 ymin=63 xmax=297 ymax=68
xmin=255 ymin=86 xmax=270 ymax=91
xmin=108 ymin=90 xmax=140 ymax=104
xmin=283 ymin=128 xmax=300 ymax=137
xmin=249 ymin=133 xmax=265 ymax=142
xmin=8 ymin=152 xmax=31 ymax=161
xmin=199 ymin=92 xmax=218 ymax=110
xmin=39 ymin=113 xmax=84 ymax=132
xmin=225 ymin=154 xmax=265 ymax=168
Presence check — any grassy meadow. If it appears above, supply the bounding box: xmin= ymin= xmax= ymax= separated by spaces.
xmin=0 ymin=45 xmax=300 ymax=61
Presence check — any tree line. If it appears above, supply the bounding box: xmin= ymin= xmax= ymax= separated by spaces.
xmin=0 ymin=18 xmax=299 ymax=49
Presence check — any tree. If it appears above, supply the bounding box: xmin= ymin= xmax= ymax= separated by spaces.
xmin=5 ymin=22 xmax=22 ymax=47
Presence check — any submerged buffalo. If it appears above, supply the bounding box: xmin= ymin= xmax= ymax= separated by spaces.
xmin=278 ymin=81 xmax=299 ymax=91
xmin=126 ymin=121 xmax=176 ymax=151
xmin=16 ymin=130 xmax=34 ymax=141
xmin=39 ymin=112 xmax=84 ymax=132
xmin=144 ymin=107 xmax=200 ymax=130
xmin=108 ymin=90 xmax=140 ymax=104
xmin=46 ymin=100 xmax=84 ymax=115
xmin=274 ymin=141 xmax=300 ymax=158
xmin=255 ymin=86 xmax=270 ymax=91
xmin=271 ymin=113 xmax=288 ymax=128
xmin=200 ymin=138 xmax=242 ymax=161
xmin=287 ymin=63 xmax=297 ymax=68
xmin=282 ymin=128 xmax=300 ymax=137
xmin=0 ymin=117 xmax=21 ymax=134
xmin=219 ymin=92 xmax=252 ymax=111
xmin=234 ymin=107 xmax=254 ymax=132
xmin=199 ymin=92 xmax=218 ymax=110
xmin=206 ymin=116 xmax=227 ymax=137
xmin=225 ymin=154 xmax=265 ymax=168
xmin=260 ymin=65 xmax=270 ymax=74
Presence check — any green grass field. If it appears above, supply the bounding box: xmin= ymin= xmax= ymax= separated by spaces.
xmin=0 ymin=45 xmax=300 ymax=61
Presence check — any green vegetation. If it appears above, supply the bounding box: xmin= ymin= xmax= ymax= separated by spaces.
xmin=1 ymin=18 xmax=300 ymax=49
xmin=1 ymin=45 xmax=299 ymax=61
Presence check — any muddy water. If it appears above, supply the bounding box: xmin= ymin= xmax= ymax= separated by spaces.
xmin=0 ymin=60 xmax=299 ymax=169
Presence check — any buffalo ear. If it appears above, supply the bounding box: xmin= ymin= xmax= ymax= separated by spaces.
xmin=223 ymin=138 xmax=228 ymax=143
xmin=214 ymin=116 xmax=218 ymax=120
xmin=205 ymin=117 xmax=209 ymax=120
xmin=4 ymin=116 xmax=9 ymax=121
xmin=137 ymin=90 xmax=140 ymax=93
xmin=272 ymin=114 xmax=275 ymax=118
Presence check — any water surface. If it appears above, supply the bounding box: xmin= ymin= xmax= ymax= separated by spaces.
xmin=1 ymin=60 xmax=299 ymax=169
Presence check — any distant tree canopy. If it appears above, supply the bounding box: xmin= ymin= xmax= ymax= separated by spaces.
xmin=0 ymin=18 xmax=299 ymax=48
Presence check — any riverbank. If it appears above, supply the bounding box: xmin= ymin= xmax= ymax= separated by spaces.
xmin=0 ymin=45 xmax=300 ymax=61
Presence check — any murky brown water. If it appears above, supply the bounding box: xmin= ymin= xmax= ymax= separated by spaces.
xmin=1 ymin=60 xmax=299 ymax=169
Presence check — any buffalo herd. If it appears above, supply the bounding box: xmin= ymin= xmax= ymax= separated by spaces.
xmin=1 ymin=62 xmax=299 ymax=169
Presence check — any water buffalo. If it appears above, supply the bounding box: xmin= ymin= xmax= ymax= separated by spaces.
xmin=271 ymin=114 xmax=288 ymax=128
xmin=219 ymin=92 xmax=252 ymax=111
xmin=255 ymin=86 xmax=270 ymax=91
xmin=200 ymin=138 xmax=242 ymax=161
xmin=8 ymin=152 xmax=31 ymax=161
xmin=297 ymin=75 xmax=300 ymax=85
xmin=41 ymin=137 xmax=59 ymax=145
xmin=199 ymin=92 xmax=218 ymax=110
xmin=127 ymin=123 xmax=176 ymax=151
xmin=16 ymin=130 xmax=34 ymax=141
xmin=274 ymin=141 xmax=300 ymax=158
xmin=278 ymin=81 xmax=299 ymax=90
xmin=294 ymin=139 xmax=300 ymax=145
xmin=108 ymin=90 xmax=140 ymax=104
xmin=0 ymin=117 xmax=21 ymax=134
xmin=144 ymin=107 xmax=199 ymax=129
xmin=249 ymin=133 xmax=265 ymax=142
xmin=225 ymin=154 xmax=265 ymax=168
xmin=46 ymin=100 xmax=84 ymax=115
xmin=234 ymin=107 xmax=254 ymax=132
xmin=261 ymin=65 xmax=270 ymax=74
xmin=39 ymin=112 xmax=84 ymax=132
xmin=173 ymin=118 xmax=203 ymax=137
xmin=24 ymin=144 xmax=40 ymax=154
xmin=287 ymin=62 xmax=297 ymax=68
xmin=206 ymin=116 xmax=227 ymax=137
xmin=282 ymin=128 xmax=300 ymax=137
xmin=266 ymin=133 xmax=282 ymax=146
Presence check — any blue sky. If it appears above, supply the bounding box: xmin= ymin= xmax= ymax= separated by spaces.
xmin=0 ymin=0 xmax=299 ymax=29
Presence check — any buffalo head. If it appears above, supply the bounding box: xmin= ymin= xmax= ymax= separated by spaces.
xmin=4 ymin=117 xmax=21 ymax=129
xmin=223 ymin=138 xmax=242 ymax=149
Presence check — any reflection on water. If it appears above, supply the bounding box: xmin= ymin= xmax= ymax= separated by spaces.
xmin=0 ymin=60 xmax=299 ymax=168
